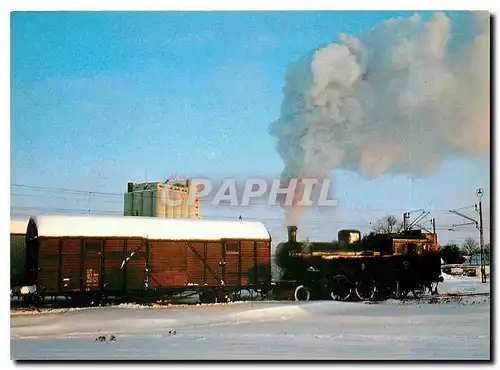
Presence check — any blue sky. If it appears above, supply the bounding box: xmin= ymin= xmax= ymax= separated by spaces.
xmin=10 ymin=11 xmax=490 ymax=245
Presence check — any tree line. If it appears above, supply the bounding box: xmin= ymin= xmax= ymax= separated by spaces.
xmin=440 ymin=238 xmax=490 ymax=265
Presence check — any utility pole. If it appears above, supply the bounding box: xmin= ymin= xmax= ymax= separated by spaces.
xmin=476 ymin=188 xmax=486 ymax=283
xmin=449 ymin=188 xmax=487 ymax=283
xmin=431 ymin=217 xmax=437 ymax=249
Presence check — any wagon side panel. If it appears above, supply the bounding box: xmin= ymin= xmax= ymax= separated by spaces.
xmin=240 ymin=240 xmax=255 ymax=286
xmin=61 ymin=238 xmax=83 ymax=293
xmin=256 ymin=240 xmax=271 ymax=286
xmin=224 ymin=240 xmax=241 ymax=288
xmin=10 ymin=234 xmax=27 ymax=287
xmin=83 ymin=239 xmax=103 ymax=292
xmin=38 ymin=237 xmax=61 ymax=294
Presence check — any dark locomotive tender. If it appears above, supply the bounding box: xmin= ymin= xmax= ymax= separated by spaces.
xmin=272 ymin=225 xmax=443 ymax=301
xmin=20 ymin=214 xmax=272 ymax=305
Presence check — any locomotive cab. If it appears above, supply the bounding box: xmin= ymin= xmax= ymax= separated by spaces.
xmin=338 ymin=229 xmax=361 ymax=245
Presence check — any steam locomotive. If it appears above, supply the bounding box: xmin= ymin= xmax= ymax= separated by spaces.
xmin=272 ymin=226 xmax=444 ymax=302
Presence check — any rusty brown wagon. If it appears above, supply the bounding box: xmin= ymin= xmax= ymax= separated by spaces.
xmin=23 ymin=214 xmax=272 ymax=305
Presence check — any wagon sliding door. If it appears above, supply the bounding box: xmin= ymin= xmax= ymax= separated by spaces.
xmin=124 ymin=239 xmax=147 ymax=291
xmin=150 ymin=241 xmax=188 ymax=288
xmin=186 ymin=241 xmax=223 ymax=287
xmin=185 ymin=242 xmax=205 ymax=287
xmin=103 ymin=239 xmax=125 ymax=294
xmin=102 ymin=239 xmax=146 ymax=296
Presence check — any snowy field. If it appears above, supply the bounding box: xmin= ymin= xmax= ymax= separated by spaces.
xmin=11 ymin=276 xmax=491 ymax=360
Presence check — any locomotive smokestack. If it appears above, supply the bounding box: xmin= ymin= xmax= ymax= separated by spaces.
xmin=287 ymin=226 xmax=298 ymax=243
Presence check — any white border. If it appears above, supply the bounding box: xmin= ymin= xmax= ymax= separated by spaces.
xmin=5 ymin=2 xmax=497 ymax=368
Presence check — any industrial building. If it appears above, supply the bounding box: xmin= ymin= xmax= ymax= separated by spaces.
xmin=124 ymin=179 xmax=201 ymax=219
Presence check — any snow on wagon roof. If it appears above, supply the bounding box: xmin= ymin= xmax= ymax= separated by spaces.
xmin=30 ymin=214 xmax=271 ymax=241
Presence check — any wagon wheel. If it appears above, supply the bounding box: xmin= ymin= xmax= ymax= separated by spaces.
xmin=355 ymin=279 xmax=377 ymax=301
xmin=294 ymin=285 xmax=310 ymax=301
xmin=397 ymin=288 xmax=409 ymax=299
xmin=23 ymin=294 xmax=41 ymax=310
xmin=430 ymin=282 xmax=439 ymax=295
xmin=199 ymin=290 xmax=217 ymax=304
xmin=215 ymin=289 xmax=231 ymax=303
xmin=411 ymin=283 xmax=427 ymax=299
xmin=330 ymin=275 xmax=352 ymax=301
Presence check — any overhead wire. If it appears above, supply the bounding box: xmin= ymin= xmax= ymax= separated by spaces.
xmin=10 ymin=183 xmax=489 ymax=236
xmin=11 ymin=183 xmax=485 ymax=213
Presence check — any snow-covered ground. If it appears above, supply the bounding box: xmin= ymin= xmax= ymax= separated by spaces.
xmin=10 ymin=276 xmax=490 ymax=360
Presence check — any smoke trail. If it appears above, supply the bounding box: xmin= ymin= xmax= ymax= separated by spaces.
xmin=271 ymin=11 xmax=490 ymax=188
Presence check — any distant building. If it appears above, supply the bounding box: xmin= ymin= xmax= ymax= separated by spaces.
xmin=459 ymin=252 xmax=490 ymax=278
xmin=462 ymin=252 xmax=490 ymax=266
xmin=123 ymin=179 xmax=201 ymax=219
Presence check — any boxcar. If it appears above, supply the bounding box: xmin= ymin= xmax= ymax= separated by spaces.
xmin=24 ymin=214 xmax=272 ymax=304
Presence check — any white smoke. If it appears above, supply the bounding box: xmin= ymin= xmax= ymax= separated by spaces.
xmin=270 ymin=11 xmax=490 ymax=181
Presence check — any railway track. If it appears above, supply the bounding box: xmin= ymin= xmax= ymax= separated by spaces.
xmin=10 ymin=291 xmax=489 ymax=315
xmin=433 ymin=292 xmax=490 ymax=297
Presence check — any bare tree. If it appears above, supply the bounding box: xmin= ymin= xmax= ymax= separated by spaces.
xmin=461 ymin=237 xmax=480 ymax=256
xmin=371 ymin=215 xmax=402 ymax=234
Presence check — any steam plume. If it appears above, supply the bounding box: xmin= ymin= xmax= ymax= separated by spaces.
xmin=271 ymin=11 xmax=490 ymax=187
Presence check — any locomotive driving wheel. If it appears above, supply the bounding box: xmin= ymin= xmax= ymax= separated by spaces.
xmin=294 ymin=285 xmax=310 ymax=301
xmin=355 ymin=279 xmax=377 ymax=301
xmin=330 ymin=275 xmax=352 ymax=301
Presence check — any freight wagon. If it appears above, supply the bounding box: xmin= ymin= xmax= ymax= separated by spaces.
xmin=10 ymin=219 xmax=28 ymax=295
xmin=22 ymin=215 xmax=272 ymax=305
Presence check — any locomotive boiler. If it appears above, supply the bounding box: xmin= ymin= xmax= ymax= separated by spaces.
xmin=273 ymin=226 xmax=443 ymax=301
